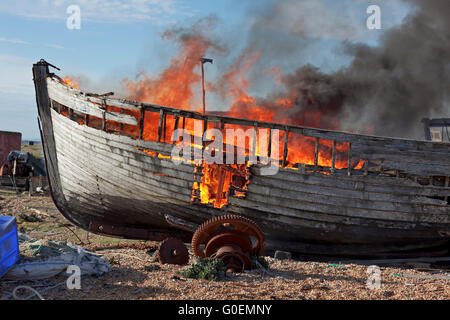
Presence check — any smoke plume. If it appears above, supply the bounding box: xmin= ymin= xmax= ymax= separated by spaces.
xmin=124 ymin=0 xmax=450 ymax=139
xmin=251 ymin=0 xmax=450 ymax=138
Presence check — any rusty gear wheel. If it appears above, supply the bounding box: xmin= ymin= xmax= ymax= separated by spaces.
xmin=191 ymin=215 xmax=265 ymax=258
xmin=158 ymin=238 xmax=189 ymax=265
xmin=204 ymin=229 xmax=253 ymax=257
xmin=213 ymin=244 xmax=252 ymax=272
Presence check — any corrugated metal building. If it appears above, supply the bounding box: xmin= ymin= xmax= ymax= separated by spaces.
xmin=0 ymin=131 xmax=21 ymax=167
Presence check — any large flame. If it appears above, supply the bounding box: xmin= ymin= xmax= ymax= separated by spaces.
xmin=120 ymin=33 xmax=365 ymax=208
xmin=61 ymin=31 xmax=364 ymax=209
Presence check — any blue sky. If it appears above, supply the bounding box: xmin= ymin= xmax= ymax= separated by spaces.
xmin=0 ymin=0 xmax=412 ymax=140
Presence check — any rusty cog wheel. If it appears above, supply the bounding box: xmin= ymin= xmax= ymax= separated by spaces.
xmin=191 ymin=215 xmax=265 ymax=258
xmin=158 ymin=238 xmax=189 ymax=265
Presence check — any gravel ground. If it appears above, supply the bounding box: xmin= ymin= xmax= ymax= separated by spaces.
xmin=0 ymin=193 xmax=449 ymax=300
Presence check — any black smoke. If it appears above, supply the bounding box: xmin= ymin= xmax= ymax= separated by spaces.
xmin=251 ymin=0 xmax=450 ymax=138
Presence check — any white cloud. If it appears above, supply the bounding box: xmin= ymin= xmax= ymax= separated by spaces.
xmin=0 ymin=0 xmax=188 ymax=24
xmin=45 ymin=43 xmax=65 ymax=49
xmin=0 ymin=37 xmax=30 ymax=45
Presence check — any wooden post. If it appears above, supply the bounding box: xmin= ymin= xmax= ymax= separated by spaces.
xmin=314 ymin=137 xmax=319 ymax=171
xmin=102 ymin=111 xmax=106 ymax=132
xmin=347 ymin=143 xmax=352 ymax=176
xmin=282 ymin=127 xmax=289 ymax=167
xmin=173 ymin=116 xmax=180 ymax=143
xmin=331 ymin=140 xmax=336 ymax=174
xmin=202 ymin=119 xmax=208 ymax=151
xmin=253 ymin=122 xmax=258 ymax=161
xmin=215 ymin=167 xmax=227 ymax=206
xmin=268 ymin=128 xmax=272 ymax=159
xmin=139 ymin=108 xmax=145 ymax=140
xmin=157 ymin=109 xmax=164 ymax=142
xmin=162 ymin=113 xmax=167 ymax=142
xmin=101 ymin=99 xmax=107 ymax=131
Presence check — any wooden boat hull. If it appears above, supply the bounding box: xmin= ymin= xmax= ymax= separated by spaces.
xmin=33 ymin=60 xmax=450 ymax=257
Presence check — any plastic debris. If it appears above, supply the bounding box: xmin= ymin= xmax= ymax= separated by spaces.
xmin=2 ymin=235 xmax=110 ymax=280
xmin=326 ymin=264 xmax=346 ymax=268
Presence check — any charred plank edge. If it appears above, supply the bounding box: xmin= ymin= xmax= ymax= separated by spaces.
xmin=162 ymin=112 xmax=167 ymax=142
xmin=282 ymin=126 xmax=289 ymax=167
xmin=164 ymin=214 xmax=198 ymax=232
xmin=157 ymin=109 xmax=164 ymax=142
xmin=268 ymin=128 xmax=272 ymax=158
xmin=89 ymin=220 xmax=192 ymax=242
xmin=139 ymin=107 xmax=145 ymax=140
xmin=314 ymin=137 xmax=319 ymax=171
xmin=331 ymin=140 xmax=337 ymax=173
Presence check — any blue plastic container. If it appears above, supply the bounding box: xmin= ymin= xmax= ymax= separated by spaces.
xmin=0 ymin=216 xmax=20 ymax=278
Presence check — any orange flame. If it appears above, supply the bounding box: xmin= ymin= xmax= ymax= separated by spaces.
xmin=62 ymin=77 xmax=80 ymax=89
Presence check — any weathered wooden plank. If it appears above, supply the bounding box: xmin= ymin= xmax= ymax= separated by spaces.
xmin=251 ymin=174 xmax=450 ymax=205
xmin=352 ymin=144 xmax=450 ymax=163
xmin=371 ymin=160 xmax=450 ymax=177
xmin=228 ymin=197 xmax=447 ymax=233
xmin=50 ymin=76 xmax=142 ymax=112
xmin=53 ymin=109 xmax=183 ymax=159
xmin=251 ymin=165 xmax=450 ymax=197
xmin=246 ymin=183 xmax=449 ymax=219
xmin=56 ymin=150 xmax=193 ymax=205
xmin=54 ymin=131 xmax=195 ymax=200
xmin=56 ymin=116 xmax=194 ymax=183
xmin=54 ymin=116 xmax=196 ymax=177
xmin=47 ymin=79 xmax=138 ymax=126
xmin=230 ymin=192 xmax=450 ymax=225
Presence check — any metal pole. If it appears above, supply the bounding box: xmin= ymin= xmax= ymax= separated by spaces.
xmin=200 ymin=57 xmax=213 ymax=114
xmin=202 ymin=62 xmax=206 ymax=114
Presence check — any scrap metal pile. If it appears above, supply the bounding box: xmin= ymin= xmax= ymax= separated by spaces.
xmin=157 ymin=215 xmax=265 ymax=273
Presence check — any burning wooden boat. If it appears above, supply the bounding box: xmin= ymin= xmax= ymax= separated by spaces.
xmin=33 ymin=60 xmax=450 ymax=257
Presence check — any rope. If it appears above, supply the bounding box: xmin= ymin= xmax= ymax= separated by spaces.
xmin=12 ymin=285 xmax=45 ymax=300
xmin=11 ymin=281 xmax=66 ymax=300
xmin=7 ymin=175 xmax=20 ymax=197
